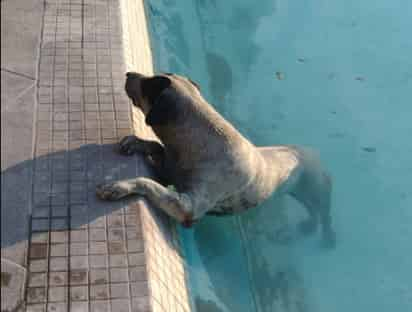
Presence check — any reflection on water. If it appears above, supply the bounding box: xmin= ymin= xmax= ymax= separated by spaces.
xmin=147 ymin=0 xmax=412 ymax=311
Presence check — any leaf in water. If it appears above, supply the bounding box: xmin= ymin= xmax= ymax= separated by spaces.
xmin=275 ymin=72 xmax=285 ymax=80
xmin=362 ymin=147 xmax=376 ymax=153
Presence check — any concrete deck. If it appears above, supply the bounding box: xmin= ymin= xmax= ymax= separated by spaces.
xmin=1 ymin=0 xmax=191 ymax=311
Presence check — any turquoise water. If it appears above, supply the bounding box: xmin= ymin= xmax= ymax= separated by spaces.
xmin=146 ymin=1 xmax=412 ymax=311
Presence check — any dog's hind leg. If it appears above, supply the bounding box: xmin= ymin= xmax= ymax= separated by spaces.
xmin=290 ymin=171 xmax=336 ymax=249
xmin=292 ymin=195 xmax=319 ymax=236
xmin=96 ymin=177 xmax=209 ymax=226
xmin=317 ymin=173 xmax=336 ymax=248
xmin=287 ymin=147 xmax=336 ymax=248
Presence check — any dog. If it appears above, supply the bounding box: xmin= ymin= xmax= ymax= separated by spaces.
xmin=96 ymin=72 xmax=336 ymax=248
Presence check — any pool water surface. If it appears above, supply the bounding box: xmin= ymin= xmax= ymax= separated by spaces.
xmin=146 ymin=1 xmax=412 ymax=311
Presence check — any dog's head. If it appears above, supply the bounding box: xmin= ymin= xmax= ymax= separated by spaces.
xmin=125 ymin=72 xmax=201 ymax=127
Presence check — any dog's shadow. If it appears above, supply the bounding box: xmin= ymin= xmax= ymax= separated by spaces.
xmin=1 ymin=143 xmax=178 ymax=253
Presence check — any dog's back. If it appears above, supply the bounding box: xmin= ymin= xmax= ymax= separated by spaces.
xmin=151 ymin=75 xmax=262 ymax=200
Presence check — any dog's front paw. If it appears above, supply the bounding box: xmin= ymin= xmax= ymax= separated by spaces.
xmin=96 ymin=181 xmax=134 ymax=201
xmin=119 ymin=135 xmax=140 ymax=155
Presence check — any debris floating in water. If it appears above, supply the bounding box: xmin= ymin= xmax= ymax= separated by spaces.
xmin=362 ymin=147 xmax=376 ymax=153
xmin=355 ymin=76 xmax=365 ymax=81
xmin=275 ymin=72 xmax=285 ymax=80
xmin=297 ymin=58 xmax=306 ymax=63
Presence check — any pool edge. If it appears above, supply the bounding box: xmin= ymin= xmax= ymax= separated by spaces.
xmin=119 ymin=1 xmax=193 ymax=311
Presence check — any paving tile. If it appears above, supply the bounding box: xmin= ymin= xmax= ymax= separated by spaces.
xmin=70 ymin=285 xmax=89 ymax=301
xmin=90 ymin=284 xmax=109 ymax=300
xmin=71 ymin=229 xmax=88 ymax=242
xmin=51 ymin=193 xmax=68 ymax=206
xmin=90 ymin=300 xmax=109 ymax=312
xmin=128 ymin=253 xmax=145 ymax=267
xmin=49 ymin=272 xmax=68 ymax=286
xmin=110 ymin=283 xmax=129 ymax=299
xmin=50 ymin=257 xmax=68 ymax=272
xmin=26 ymin=303 xmax=47 ymax=312
xmin=129 ymin=267 xmax=146 ymax=282
xmin=30 ymin=243 xmax=48 ymax=259
xmin=126 ymin=240 xmax=144 ymax=253
xmin=126 ymin=228 xmax=141 ymax=240
xmin=70 ymin=301 xmax=89 ymax=312
xmin=70 ymin=192 xmax=87 ymax=204
xmin=30 ymin=259 xmax=48 ymax=273
xmin=125 ymin=216 xmax=139 ymax=227
xmin=52 ymin=205 xmax=69 ymax=217
xmin=50 ymin=231 xmax=68 ymax=243
xmin=51 ymin=218 xmax=69 ymax=231
xmin=109 ymin=254 xmax=127 ymax=268
xmin=53 ymin=171 xmax=69 ymax=182
xmin=31 ymin=219 xmax=50 ymax=232
xmin=47 ymin=302 xmax=68 ymax=312
xmin=107 ymin=215 xmax=123 ymax=227
xmin=31 ymin=232 xmax=49 ymax=244
xmin=111 ymin=299 xmax=130 ymax=312
xmin=108 ymin=241 xmax=126 ymax=254
xmin=89 ymin=228 xmax=106 ymax=241
xmin=110 ymin=268 xmax=129 ymax=283
xmin=71 ymin=215 xmax=89 ymax=229
xmin=70 ymin=242 xmax=88 ymax=256
xmin=130 ymin=282 xmax=149 ymax=298
xmin=50 ymin=243 xmax=68 ymax=257
xmin=90 ymin=269 xmax=108 ymax=285
xmin=108 ymin=227 xmax=124 ymax=241
xmin=70 ymin=255 xmax=89 ymax=270
xmin=131 ymin=297 xmax=150 ymax=312
xmin=70 ymin=270 xmax=88 ymax=286
xmin=100 ymin=104 xmax=114 ymax=112
xmin=28 ymin=272 xmax=47 ymax=287
xmin=89 ymin=242 xmax=107 ymax=255
xmin=71 ymin=204 xmax=88 ymax=216
xmin=89 ymin=255 xmax=108 ymax=269
xmin=48 ymin=286 xmax=68 ymax=302
xmin=27 ymin=287 xmax=46 ymax=303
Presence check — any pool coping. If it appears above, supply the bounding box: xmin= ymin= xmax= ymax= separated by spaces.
xmin=120 ymin=0 xmax=192 ymax=311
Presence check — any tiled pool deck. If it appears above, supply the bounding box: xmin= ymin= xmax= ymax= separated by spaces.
xmin=1 ymin=0 xmax=191 ymax=311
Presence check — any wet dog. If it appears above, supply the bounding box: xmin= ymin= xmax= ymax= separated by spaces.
xmin=96 ymin=72 xmax=336 ymax=248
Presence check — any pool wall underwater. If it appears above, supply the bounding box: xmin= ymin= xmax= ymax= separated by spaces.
xmin=145 ymin=0 xmax=412 ymax=311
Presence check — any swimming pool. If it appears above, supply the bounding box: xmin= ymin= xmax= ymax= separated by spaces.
xmin=146 ymin=0 xmax=412 ymax=311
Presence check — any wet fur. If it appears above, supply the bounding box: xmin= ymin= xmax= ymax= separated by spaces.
xmin=96 ymin=73 xmax=336 ymax=248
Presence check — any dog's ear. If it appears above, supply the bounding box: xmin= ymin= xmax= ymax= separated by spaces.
xmin=141 ymin=76 xmax=171 ymax=103
xmin=145 ymin=92 xmax=178 ymax=126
